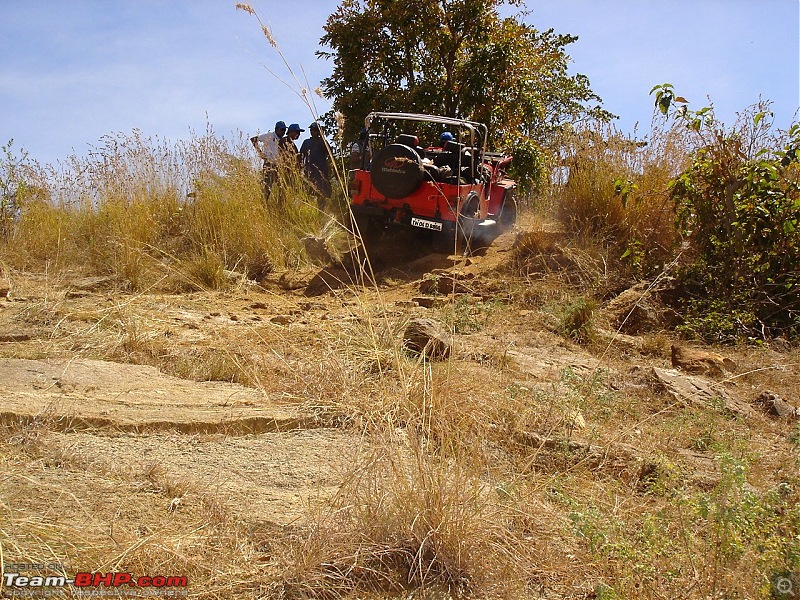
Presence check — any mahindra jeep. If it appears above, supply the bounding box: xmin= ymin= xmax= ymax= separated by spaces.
xmin=348 ymin=112 xmax=516 ymax=251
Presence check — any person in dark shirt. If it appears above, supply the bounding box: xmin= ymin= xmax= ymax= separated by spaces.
xmin=299 ymin=122 xmax=331 ymax=208
xmin=280 ymin=123 xmax=304 ymax=162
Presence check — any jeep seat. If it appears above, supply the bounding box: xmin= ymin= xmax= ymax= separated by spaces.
xmin=433 ymin=141 xmax=474 ymax=182
xmin=395 ymin=134 xmax=425 ymax=159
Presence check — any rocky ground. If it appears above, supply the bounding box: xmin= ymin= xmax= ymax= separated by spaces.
xmin=1 ymin=226 xmax=798 ymax=599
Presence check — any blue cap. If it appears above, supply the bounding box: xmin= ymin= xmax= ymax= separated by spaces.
xmin=440 ymin=131 xmax=454 ymax=143
xmin=275 ymin=120 xmax=287 ymax=131
xmin=287 ymin=123 xmax=304 ymax=133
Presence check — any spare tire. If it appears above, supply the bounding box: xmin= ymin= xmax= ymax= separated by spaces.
xmin=371 ymin=144 xmax=424 ymax=199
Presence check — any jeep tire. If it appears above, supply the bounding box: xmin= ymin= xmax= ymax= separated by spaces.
xmin=498 ymin=194 xmax=517 ymax=231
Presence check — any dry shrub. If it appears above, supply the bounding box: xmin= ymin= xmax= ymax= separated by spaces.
xmin=554 ymin=121 xmax=691 ymax=275
xmin=273 ymin=434 xmax=533 ymax=599
xmin=319 ymin=311 xmax=531 ymax=451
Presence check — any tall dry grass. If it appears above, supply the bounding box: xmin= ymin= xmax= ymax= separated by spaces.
xmin=1 ymin=127 xmax=336 ymax=290
xmin=553 ymin=120 xmax=692 ymax=275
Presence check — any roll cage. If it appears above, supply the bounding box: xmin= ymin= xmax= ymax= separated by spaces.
xmin=362 ymin=112 xmax=489 ymax=169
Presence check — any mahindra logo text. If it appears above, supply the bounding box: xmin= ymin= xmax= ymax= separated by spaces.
xmin=383 ymin=157 xmax=411 ymax=169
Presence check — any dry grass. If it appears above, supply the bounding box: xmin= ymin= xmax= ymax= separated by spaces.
xmin=1 ymin=129 xmax=336 ymax=290
xmin=2 ymin=251 xmax=800 ymax=599
xmin=2 ymin=10 xmax=799 ymax=598
xmin=0 ymin=422 xmax=261 ymax=599
xmin=271 ymin=436 xmax=535 ymax=599
xmin=553 ymin=121 xmax=692 ymax=276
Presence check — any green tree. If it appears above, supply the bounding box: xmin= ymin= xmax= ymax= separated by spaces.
xmin=318 ymin=0 xmax=612 ymax=184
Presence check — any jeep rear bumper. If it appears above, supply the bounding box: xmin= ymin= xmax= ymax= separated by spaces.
xmin=350 ymin=203 xmax=455 ymax=233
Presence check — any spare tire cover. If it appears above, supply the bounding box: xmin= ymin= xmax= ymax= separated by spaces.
xmin=371 ymin=144 xmax=424 ymax=199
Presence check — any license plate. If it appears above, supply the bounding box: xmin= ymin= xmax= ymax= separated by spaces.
xmin=410 ymin=217 xmax=442 ymax=231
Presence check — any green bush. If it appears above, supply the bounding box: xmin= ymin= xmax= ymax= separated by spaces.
xmin=559 ymin=296 xmax=596 ymax=344
xmin=665 ymin=102 xmax=800 ymax=341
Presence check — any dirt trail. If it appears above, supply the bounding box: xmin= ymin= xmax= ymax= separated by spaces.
xmin=0 ymin=233 xmax=513 ymax=524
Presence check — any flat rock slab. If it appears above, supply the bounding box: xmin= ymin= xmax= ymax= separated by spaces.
xmin=46 ymin=428 xmax=357 ymax=526
xmin=507 ymin=346 xmax=599 ymax=380
xmin=0 ymin=358 xmax=316 ymax=434
xmin=648 ymin=367 xmax=753 ymax=418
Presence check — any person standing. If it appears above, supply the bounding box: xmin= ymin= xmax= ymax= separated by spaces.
xmin=300 ymin=122 xmax=331 ymax=207
xmin=280 ymin=123 xmax=304 ymax=162
xmin=250 ymin=120 xmax=286 ymax=199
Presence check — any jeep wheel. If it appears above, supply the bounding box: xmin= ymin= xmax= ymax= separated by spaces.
xmin=371 ymin=144 xmax=424 ymax=199
xmin=498 ymin=194 xmax=517 ymax=231
xmin=459 ymin=191 xmax=481 ymax=218
xmin=351 ymin=214 xmax=383 ymax=246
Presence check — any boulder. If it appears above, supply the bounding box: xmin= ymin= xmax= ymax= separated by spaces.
xmin=605 ymin=284 xmax=663 ymax=334
xmin=403 ymin=318 xmax=452 ymax=360
xmin=671 ymin=344 xmax=736 ymax=377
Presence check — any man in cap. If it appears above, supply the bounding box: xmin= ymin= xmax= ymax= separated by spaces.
xmin=250 ymin=120 xmax=286 ymax=199
xmin=300 ymin=122 xmax=331 ymax=207
xmin=280 ymin=123 xmax=304 ymax=161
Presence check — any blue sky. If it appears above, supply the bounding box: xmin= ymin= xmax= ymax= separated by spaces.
xmin=1 ymin=0 xmax=798 ymax=167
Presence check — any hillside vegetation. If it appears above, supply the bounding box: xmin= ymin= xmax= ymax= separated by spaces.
xmin=1 ymin=98 xmax=799 ymax=599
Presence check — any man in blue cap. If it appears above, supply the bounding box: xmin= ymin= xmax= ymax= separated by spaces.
xmin=280 ymin=123 xmax=304 ymax=161
xmin=251 ymin=120 xmax=286 ymax=199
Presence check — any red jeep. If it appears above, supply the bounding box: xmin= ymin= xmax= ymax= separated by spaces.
xmin=348 ymin=112 xmax=516 ymax=251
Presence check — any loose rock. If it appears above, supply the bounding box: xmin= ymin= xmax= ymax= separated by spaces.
xmin=756 ymin=391 xmax=799 ymax=418
xmin=419 ymin=274 xmax=472 ymax=295
xmin=671 ymin=344 xmax=736 ymax=377
xmin=302 ymin=235 xmax=332 ymax=264
xmin=403 ymin=318 xmax=452 ymax=360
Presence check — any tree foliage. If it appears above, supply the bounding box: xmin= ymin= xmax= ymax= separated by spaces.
xmin=318 ymin=0 xmax=612 ymax=171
